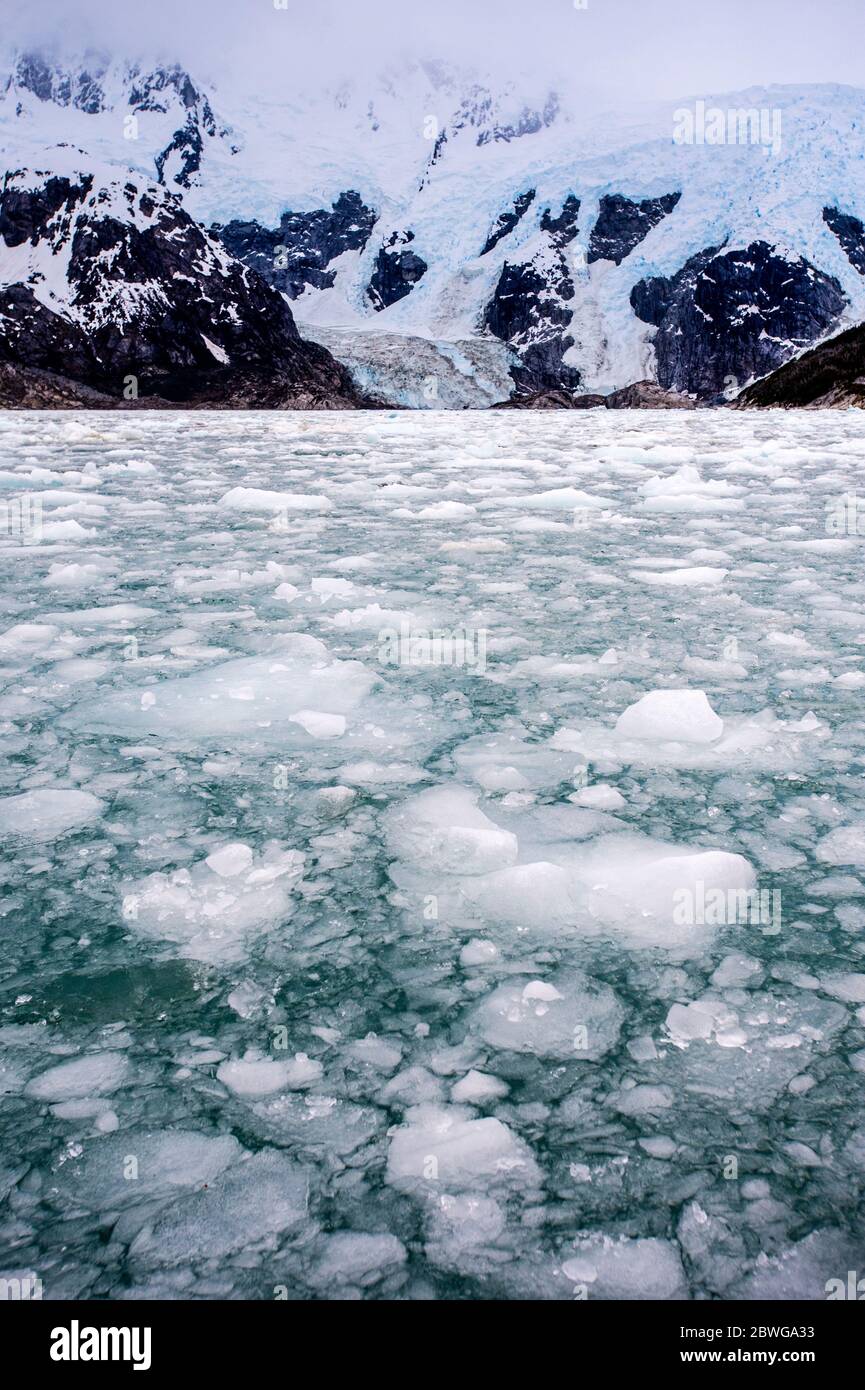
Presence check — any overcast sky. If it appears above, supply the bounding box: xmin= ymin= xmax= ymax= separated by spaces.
xmin=4 ymin=0 xmax=865 ymax=103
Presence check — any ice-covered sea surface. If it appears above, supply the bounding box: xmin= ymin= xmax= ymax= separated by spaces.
xmin=1 ymin=408 xmax=864 ymax=1302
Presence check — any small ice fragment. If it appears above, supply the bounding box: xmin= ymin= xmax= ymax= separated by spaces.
xmin=206 ymin=843 xmax=254 ymax=878
xmin=615 ymin=689 xmax=723 ymax=744
xmin=451 ymin=1070 xmax=509 ymax=1104
xmin=289 ymin=709 xmax=347 ymax=739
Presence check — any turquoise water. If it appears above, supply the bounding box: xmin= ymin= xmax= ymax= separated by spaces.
xmin=0 ymin=409 xmax=863 ymax=1300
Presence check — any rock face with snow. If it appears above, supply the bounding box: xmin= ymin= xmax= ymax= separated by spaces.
xmin=588 ymin=191 xmax=682 ymax=266
xmin=0 ymin=159 xmax=367 ymax=406
xmin=215 ymin=191 xmax=378 ymax=300
xmin=367 ymin=229 xmax=428 ymax=310
xmin=631 ymin=241 xmax=846 ymax=400
xmin=5 ymin=52 xmax=231 ymax=190
xmin=483 ymin=194 xmax=585 ymax=394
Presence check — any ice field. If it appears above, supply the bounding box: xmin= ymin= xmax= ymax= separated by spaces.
xmin=1 ymin=408 xmax=864 ymax=1301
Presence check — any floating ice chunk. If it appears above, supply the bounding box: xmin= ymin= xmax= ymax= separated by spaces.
xmin=469 ymin=971 xmax=624 ymax=1061
xmin=63 ymin=634 xmax=386 ymax=746
xmin=380 ymin=1066 xmax=445 ymax=1108
xmin=676 ymin=1200 xmax=745 ymax=1294
xmin=308 ymin=1233 xmax=407 ymax=1288
xmin=627 ymin=1035 xmax=658 ymax=1062
xmin=47 ymin=1129 xmax=243 ymax=1211
xmin=339 ymin=761 xmax=427 ymax=787
xmin=568 ymin=835 xmax=757 ymax=951
xmin=451 ymin=1070 xmax=509 ymax=1104
xmin=631 ymin=566 xmax=727 ymax=587
xmin=640 ymin=1136 xmax=677 ymax=1159
xmin=217 ymin=1050 xmax=322 ymax=1097
xmin=424 ymin=1193 xmax=507 ymax=1267
xmin=641 ymin=465 xmax=743 ymax=514
xmin=561 ymin=1234 xmax=687 ymax=1299
xmin=733 ymin=1229 xmax=863 ymax=1300
xmin=310 ymin=576 xmax=355 ymax=598
xmin=571 ymin=784 xmax=626 ymax=811
xmin=129 ymin=1150 xmax=310 ymax=1265
xmin=387 ymin=1105 xmax=540 ymax=1191
xmin=219 ymin=487 xmax=332 ymax=512
xmin=123 ymin=843 xmax=305 ymax=963
xmin=289 ymin=709 xmax=346 ymax=739
xmin=459 ymin=939 xmax=500 ymax=967
xmin=0 ymin=788 xmax=104 ymax=841
xmin=331 ymin=602 xmax=413 ymax=630
xmin=522 ymin=980 xmax=563 ymax=1002
xmin=652 ymin=991 xmax=847 ymax=1112
xmin=274 ymin=582 xmax=299 ymax=602
xmin=665 ymin=1002 xmax=717 ymax=1043
xmin=416 ymin=500 xmax=477 ymax=519
xmin=43 ymin=603 xmax=156 ymax=627
xmin=463 ymin=861 xmax=577 ymax=930
xmin=40 ymin=518 xmax=94 ymax=540
xmin=386 ymin=786 xmax=518 ymax=877
xmin=615 ymin=689 xmax=723 ymax=744
xmin=347 ymin=1034 xmax=402 ymax=1071
xmin=25 ymin=1052 xmax=128 ymax=1102
xmin=0 ymin=622 xmax=60 ymax=652
xmin=816 ymin=825 xmax=865 ymax=868
xmin=248 ymin=1092 xmax=380 ymax=1156
xmin=819 ymin=973 xmax=865 ymax=1004
xmin=205 ymin=843 xmax=254 ymax=878
xmin=610 ymin=1084 xmax=674 ymax=1115
xmin=502 ymin=486 xmax=604 ymax=512
xmin=784 ymin=1142 xmax=822 ymax=1167
xmin=711 ymin=954 xmax=764 ymax=988
xmin=316 ymin=785 xmax=357 ymax=815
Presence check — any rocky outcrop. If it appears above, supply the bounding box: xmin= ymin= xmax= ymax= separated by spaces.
xmin=823 ymin=206 xmax=865 ymax=276
xmin=605 ymin=380 xmax=697 ymax=409
xmin=367 ymin=230 xmax=427 ymax=310
xmin=735 ymin=322 xmax=865 ymax=408
xmin=481 ymin=190 xmax=535 ymax=255
xmin=484 ymin=253 xmax=579 ymax=395
xmin=484 ymin=194 xmax=583 ymax=396
xmin=216 ymin=192 xmax=377 ymax=299
xmin=493 ymin=389 xmax=605 ymax=409
xmin=588 ymin=191 xmax=681 ymax=265
xmin=0 ymin=359 xmax=123 ymax=408
xmin=0 ymin=163 xmax=368 ymax=407
xmin=493 ymin=381 xmax=696 ymax=409
xmin=631 ymin=241 xmax=846 ymax=400
xmin=540 ymin=194 xmax=581 ymax=247
xmin=10 ymin=51 xmax=108 ymax=113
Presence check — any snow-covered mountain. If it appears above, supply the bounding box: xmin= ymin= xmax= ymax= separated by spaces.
xmin=0 ymin=148 xmax=364 ymax=406
xmin=2 ymin=46 xmax=865 ymax=405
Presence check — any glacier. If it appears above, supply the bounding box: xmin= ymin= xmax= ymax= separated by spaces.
xmin=0 ymin=406 xmax=864 ymax=1300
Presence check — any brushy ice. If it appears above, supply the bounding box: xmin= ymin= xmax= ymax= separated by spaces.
xmin=1 ymin=408 xmax=864 ymax=1301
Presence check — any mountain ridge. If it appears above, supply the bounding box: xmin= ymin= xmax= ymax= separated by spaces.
xmin=2 ymin=48 xmax=864 ymax=407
